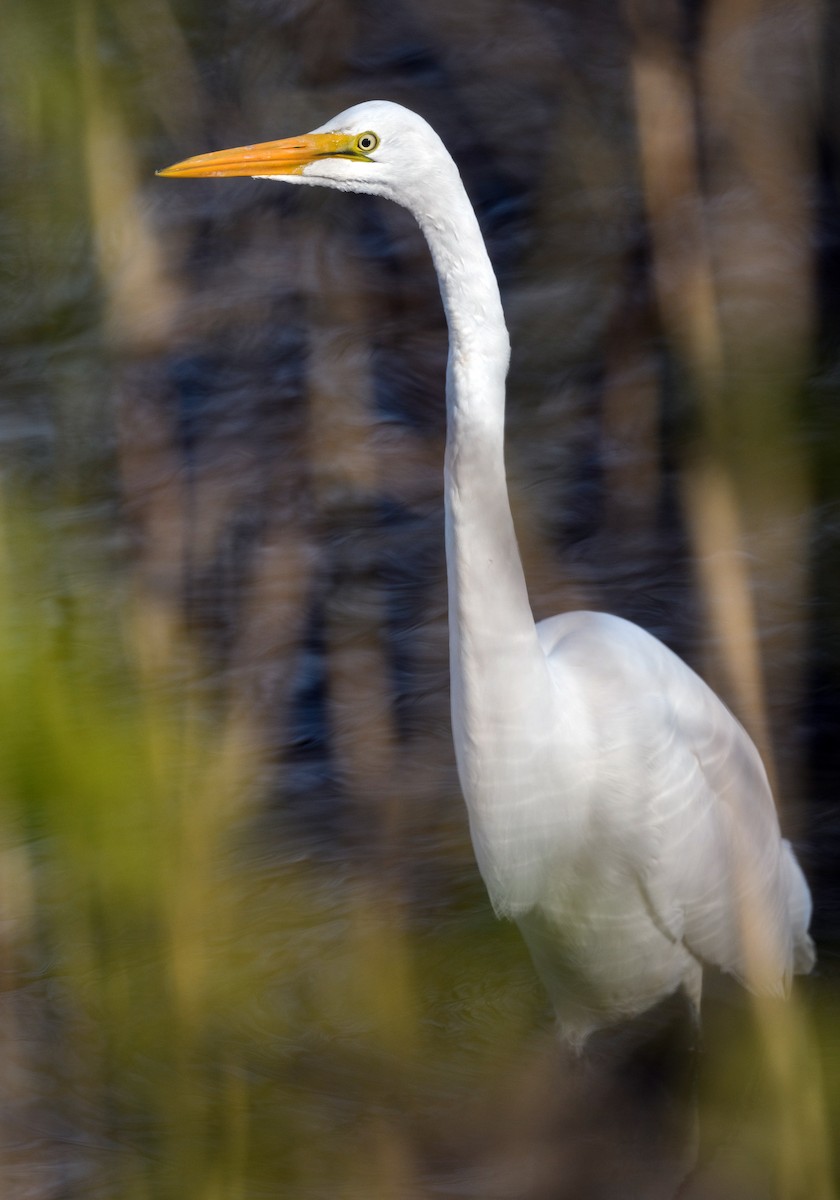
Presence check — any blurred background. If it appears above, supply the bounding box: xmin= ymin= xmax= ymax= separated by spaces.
xmin=1 ymin=0 xmax=839 ymax=1195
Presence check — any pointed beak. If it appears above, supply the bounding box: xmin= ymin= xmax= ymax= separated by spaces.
xmin=156 ymin=131 xmax=352 ymax=178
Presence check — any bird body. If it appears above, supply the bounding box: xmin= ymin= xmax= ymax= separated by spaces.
xmin=160 ymin=100 xmax=814 ymax=1044
xmin=489 ymin=609 xmax=812 ymax=1042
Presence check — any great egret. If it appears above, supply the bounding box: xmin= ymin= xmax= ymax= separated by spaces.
xmin=159 ymin=101 xmax=814 ymax=1045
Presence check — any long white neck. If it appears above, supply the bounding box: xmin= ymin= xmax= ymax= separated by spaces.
xmin=410 ymin=167 xmax=554 ymax=796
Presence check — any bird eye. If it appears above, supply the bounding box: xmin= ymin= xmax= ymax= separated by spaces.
xmin=355 ymin=132 xmax=380 ymax=154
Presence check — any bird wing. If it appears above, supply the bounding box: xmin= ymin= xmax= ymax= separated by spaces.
xmin=538 ymin=611 xmax=811 ymax=994
xmin=614 ymin=621 xmax=804 ymax=993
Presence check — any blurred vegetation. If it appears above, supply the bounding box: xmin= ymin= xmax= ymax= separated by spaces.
xmin=0 ymin=494 xmax=545 ymax=1196
xmin=0 ymin=490 xmax=836 ymax=1196
xmin=1 ymin=0 xmax=840 ymax=1196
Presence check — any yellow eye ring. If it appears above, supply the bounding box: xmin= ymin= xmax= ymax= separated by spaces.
xmin=355 ymin=131 xmax=380 ymax=154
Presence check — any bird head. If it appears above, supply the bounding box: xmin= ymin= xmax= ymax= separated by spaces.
xmin=157 ymin=100 xmax=452 ymax=210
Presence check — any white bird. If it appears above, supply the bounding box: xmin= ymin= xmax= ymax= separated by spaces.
xmin=159 ymin=101 xmax=815 ymax=1046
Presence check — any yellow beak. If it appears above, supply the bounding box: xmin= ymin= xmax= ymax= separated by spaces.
xmin=157 ymin=131 xmax=353 ymax=178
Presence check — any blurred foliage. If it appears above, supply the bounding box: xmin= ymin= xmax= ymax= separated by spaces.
xmin=0 ymin=486 xmax=836 ymax=1194
xmin=1 ymin=0 xmax=840 ymax=1195
xmin=0 ymin=487 xmax=836 ymax=1196
xmin=0 ymin=494 xmax=544 ymax=1196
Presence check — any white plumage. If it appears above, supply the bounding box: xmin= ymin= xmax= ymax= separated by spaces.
xmin=160 ymin=100 xmax=815 ymax=1044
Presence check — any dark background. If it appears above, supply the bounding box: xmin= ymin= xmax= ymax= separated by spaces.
xmin=1 ymin=0 xmax=839 ymax=1196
